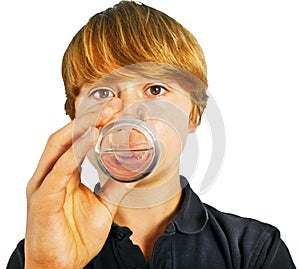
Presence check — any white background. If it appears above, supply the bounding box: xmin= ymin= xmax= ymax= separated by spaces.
xmin=0 ymin=0 xmax=299 ymax=267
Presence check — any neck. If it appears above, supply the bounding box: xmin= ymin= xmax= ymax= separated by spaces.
xmin=117 ymin=165 xmax=183 ymax=208
xmin=114 ymin=179 xmax=182 ymax=227
xmin=114 ymin=172 xmax=183 ymax=262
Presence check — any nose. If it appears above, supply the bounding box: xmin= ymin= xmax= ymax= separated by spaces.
xmin=121 ymin=101 xmax=150 ymax=121
xmin=118 ymin=91 xmax=150 ymax=121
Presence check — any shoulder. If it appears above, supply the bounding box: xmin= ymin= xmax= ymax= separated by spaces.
xmin=202 ymin=203 xmax=296 ymax=268
xmin=204 ymin=203 xmax=279 ymax=239
xmin=177 ymin=180 xmax=295 ymax=267
xmin=7 ymin=239 xmax=25 ymax=269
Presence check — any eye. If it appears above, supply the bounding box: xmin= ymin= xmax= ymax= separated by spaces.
xmin=90 ymin=88 xmax=115 ymax=100
xmin=144 ymin=85 xmax=168 ymax=96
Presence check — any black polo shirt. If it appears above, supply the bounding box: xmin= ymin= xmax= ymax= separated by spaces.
xmin=7 ymin=177 xmax=296 ymax=269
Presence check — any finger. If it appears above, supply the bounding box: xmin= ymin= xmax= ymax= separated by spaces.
xmin=40 ymin=127 xmax=99 ymax=195
xmin=39 ymin=98 xmax=120 ymax=172
xmin=56 ymin=98 xmax=122 ymax=147
xmin=27 ymin=110 xmax=108 ymax=196
xmin=27 ymin=99 xmax=121 ymax=195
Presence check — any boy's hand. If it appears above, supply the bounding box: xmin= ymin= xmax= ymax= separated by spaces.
xmin=24 ymin=99 xmax=133 ymax=269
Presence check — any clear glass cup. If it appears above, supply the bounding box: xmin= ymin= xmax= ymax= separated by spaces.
xmin=94 ymin=118 xmax=160 ymax=182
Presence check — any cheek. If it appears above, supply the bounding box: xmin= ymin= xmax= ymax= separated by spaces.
xmin=75 ymin=96 xmax=89 ymax=117
xmin=146 ymin=97 xmax=190 ymax=151
xmin=148 ymin=115 xmax=188 ymax=167
xmin=152 ymin=120 xmax=181 ymax=139
xmin=75 ymin=96 xmax=104 ymax=117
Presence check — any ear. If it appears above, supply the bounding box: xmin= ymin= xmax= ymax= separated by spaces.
xmin=188 ymin=102 xmax=200 ymax=133
xmin=188 ymin=118 xmax=197 ymax=133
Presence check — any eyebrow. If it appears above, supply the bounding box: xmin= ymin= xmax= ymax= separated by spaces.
xmin=85 ymin=63 xmax=205 ymax=98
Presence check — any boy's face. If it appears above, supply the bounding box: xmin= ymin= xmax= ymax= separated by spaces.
xmin=75 ymin=64 xmax=196 ymax=187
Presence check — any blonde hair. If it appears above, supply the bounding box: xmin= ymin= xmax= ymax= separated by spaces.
xmin=62 ymin=1 xmax=208 ymax=125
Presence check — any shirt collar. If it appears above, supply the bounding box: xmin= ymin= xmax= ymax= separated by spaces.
xmin=171 ymin=176 xmax=209 ymax=234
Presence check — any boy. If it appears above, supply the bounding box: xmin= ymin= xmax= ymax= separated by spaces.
xmin=7 ymin=1 xmax=296 ymax=268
